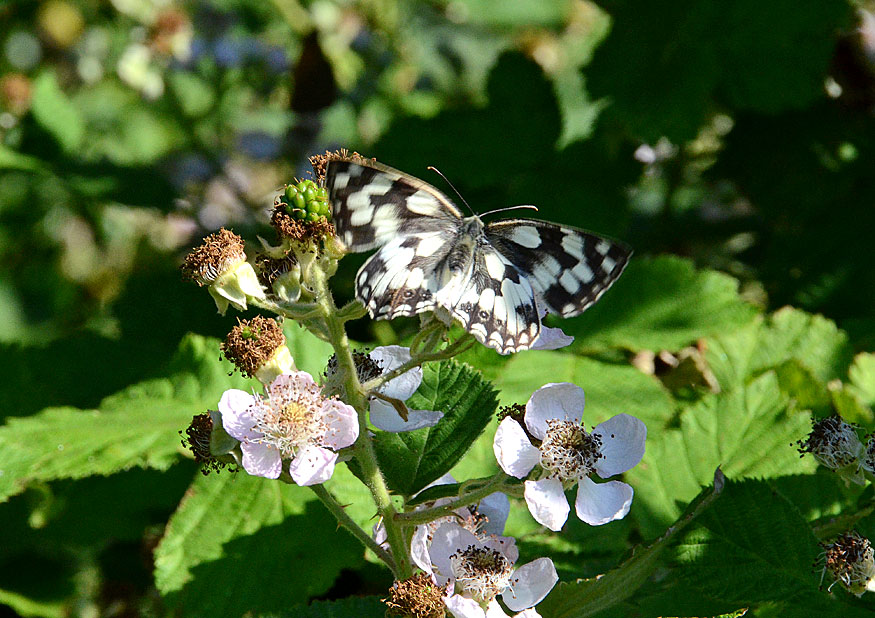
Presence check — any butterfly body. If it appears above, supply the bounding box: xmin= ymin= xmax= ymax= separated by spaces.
xmin=326 ymin=159 xmax=631 ymax=354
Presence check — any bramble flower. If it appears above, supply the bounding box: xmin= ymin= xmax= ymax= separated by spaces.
xmin=529 ymin=307 xmax=573 ymax=352
xmin=218 ymin=372 xmax=358 ymax=484
xmin=428 ymin=522 xmax=557 ymax=618
xmin=368 ymin=346 xmax=444 ymax=432
xmin=797 ymin=415 xmax=865 ymax=484
xmin=181 ymin=228 xmax=265 ymax=315
xmin=821 ymin=531 xmax=875 ymax=596
xmin=493 ymin=383 xmax=646 ymax=530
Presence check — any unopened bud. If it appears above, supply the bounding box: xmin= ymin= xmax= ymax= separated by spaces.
xmin=383 ymin=573 xmax=446 ymax=618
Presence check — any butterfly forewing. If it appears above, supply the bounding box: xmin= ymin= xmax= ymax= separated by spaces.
xmin=485 ymin=219 xmax=631 ymax=318
xmin=327 ymin=159 xmax=463 ymax=252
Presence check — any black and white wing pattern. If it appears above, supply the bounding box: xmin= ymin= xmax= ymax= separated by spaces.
xmin=325 ymin=158 xmax=631 ymax=354
xmin=485 ymin=219 xmax=631 ymax=318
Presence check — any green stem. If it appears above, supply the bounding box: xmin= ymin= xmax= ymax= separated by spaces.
xmin=396 ymin=473 xmax=508 ymax=526
xmin=308 ymin=264 xmax=413 ymax=579
xmin=309 ymin=484 xmax=396 ymax=568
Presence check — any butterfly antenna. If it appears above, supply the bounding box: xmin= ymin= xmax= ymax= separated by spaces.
xmin=479 ymin=204 xmax=539 ymax=218
xmin=427 ymin=166 xmax=476 ymax=216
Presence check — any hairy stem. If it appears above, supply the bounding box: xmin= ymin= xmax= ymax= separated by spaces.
xmin=309 ymin=484 xmax=396 ymax=568
xmin=361 ymin=333 xmax=476 ymax=393
xmin=308 ymin=263 xmax=413 ymax=579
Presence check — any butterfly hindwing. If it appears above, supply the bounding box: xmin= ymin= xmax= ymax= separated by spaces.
xmin=485 ymin=219 xmax=631 ymax=318
xmin=327 ymin=159 xmax=462 ymax=252
xmin=446 ymin=245 xmax=541 ymax=354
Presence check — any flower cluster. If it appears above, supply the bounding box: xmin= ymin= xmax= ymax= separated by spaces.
xmin=797 ymin=415 xmax=874 ymax=485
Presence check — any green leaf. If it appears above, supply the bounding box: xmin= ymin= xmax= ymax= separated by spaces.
xmin=633 ymin=479 xmax=822 ymax=616
xmin=278 ymin=596 xmax=386 ymax=618
xmin=707 ymin=307 xmax=854 ymax=391
xmin=496 ymin=352 xmax=675 ymax=429
xmin=282 ymin=321 xmax=334 ymax=377
xmin=626 ymin=372 xmax=816 ymax=539
xmin=849 ymin=353 xmax=875 ymax=408
xmin=30 ymin=71 xmax=85 ymax=153
xmin=0 ymin=334 xmax=248 ymax=502
xmin=566 ymin=256 xmax=757 ymax=352
xmin=369 ymin=360 xmax=498 ymax=496
xmin=154 ymin=472 xmax=365 ymax=615
xmin=0 ymin=145 xmax=43 ymax=172
xmin=538 ymin=469 xmax=724 ymax=618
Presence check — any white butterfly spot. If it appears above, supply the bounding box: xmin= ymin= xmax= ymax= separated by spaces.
xmin=407 ymin=191 xmax=441 ymax=215
xmin=415 ymin=234 xmax=445 ymax=257
xmin=510 ymin=225 xmax=542 ymax=249
xmin=484 ymin=252 xmax=506 ymax=280
xmin=559 ymin=270 xmax=578 ymax=294
xmin=602 ymin=256 xmax=616 ymax=272
xmin=560 ymin=234 xmax=584 ymax=260
xmin=572 ymin=261 xmax=594 ymax=283
xmin=478 ymin=287 xmax=496 ymax=312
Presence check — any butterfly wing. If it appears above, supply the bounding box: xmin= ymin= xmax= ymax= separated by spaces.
xmin=485 ymin=219 xmax=631 ymax=318
xmin=355 ymin=231 xmax=452 ymax=319
xmin=443 ymin=244 xmax=541 ymax=354
xmin=326 ymin=159 xmax=463 ymax=252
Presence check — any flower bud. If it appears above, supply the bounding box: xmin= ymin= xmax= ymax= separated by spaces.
xmin=181 ymin=228 xmax=265 ymax=315
xmin=179 ymin=411 xmax=237 ymax=474
xmin=221 ymin=316 xmax=295 ymax=385
xmin=256 ymin=253 xmax=303 ymax=303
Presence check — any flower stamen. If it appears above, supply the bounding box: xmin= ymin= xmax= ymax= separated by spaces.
xmin=539 ymin=419 xmax=603 ymax=482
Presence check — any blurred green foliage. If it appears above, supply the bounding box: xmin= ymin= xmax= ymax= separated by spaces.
xmin=2 ymin=0 xmax=875 ymax=615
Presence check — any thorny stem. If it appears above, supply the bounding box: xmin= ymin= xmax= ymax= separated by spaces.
xmin=309 ymin=484 xmax=396 ymax=568
xmin=395 ymin=472 xmax=509 ymax=526
xmin=361 ymin=333 xmax=476 ymax=393
xmin=308 ymin=263 xmax=414 ymax=579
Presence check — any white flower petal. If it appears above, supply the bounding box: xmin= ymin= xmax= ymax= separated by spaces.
xmin=240 ymin=442 xmax=282 ymax=479
xmin=370 ymin=399 xmax=443 ymax=432
xmin=370 ymin=345 xmax=423 ymax=400
xmin=529 ymin=325 xmax=574 ymax=351
xmin=411 ymin=524 xmax=433 ymax=573
xmin=430 ymin=523 xmax=480 ymax=586
xmin=592 ymin=414 xmax=646 ymax=478
xmin=484 ymin=534 xmax=518 ymax=565
xmin=445 ymin=594 xmax=486 ymax=618
xmin=321 ymin=398 xmax=359 ymax=449
xmin=485 ymin=599 xmax=511 ymax=618
xmin=502 ymin=557 xmax=558 ymax=612
xmin=218 ymin=389 xmax=260 ymax=441
xmin=525 ymin=383 xmax=585 ymax=440
xmin=493 ymin=417 xmax=540 ymax=478
xmin=289 ymin=445 xmax=337 ymax=486
xmin=511 ymin=610 xmax=541 ymax=618
xmin=574 ymin=477 xmax=633 ymax=525
xmin=523 ymin=478 xmax=569 ymax=531
xmin=372 ymin=519 xmax=387 ymax=547
xmin=478 ymin=491 xmax=511 ymax=536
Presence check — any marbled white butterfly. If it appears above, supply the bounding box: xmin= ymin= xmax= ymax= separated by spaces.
xmin=326 ymin=158 xmax=631 ymax=354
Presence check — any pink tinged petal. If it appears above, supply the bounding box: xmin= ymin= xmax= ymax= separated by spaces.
xmin=321 ymin=399 xmax=359 ymax=449
xmin=524 ymin=383 xmax=585 ymax=440
xmin=478 ymin=492 xmax=511 ymax=536
xmin=430 ymin=523 xmax=480 ymax=586
xmin=370 ymin=346 xmax=423 ymax=400
xmin=269 ymin=370 xmax=316 ymax=397
xmin=411 ymin=525 xmax=433 ymax=574
xmin=529 ymin=325 xmax=574 ymax=351
xmin=289 ymin=445 xmax=338 ymax=486
xmin=575 ymin=477 xmax=634 ymax=525
xmin=493 ymin=418 xmax=540 ymax=478
xmin=523 ymin=479 xmax=569 ymax=532
xmin=370 ymin=400 xmax=444 ymax=432
xmin=502 ymin=557 xmax=558 ymax=612
xmin=592 ymin=414 xmax=647 ymax=478
xmin=218 ymin=389 xmax=261 ymax=441
xmin=240 ymin=442 xmax=282 ymax=479
xmin=485 ymin=600 xmax=512 ymax=618
xmin=444 ymin=594 xmax=487 ymax=618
